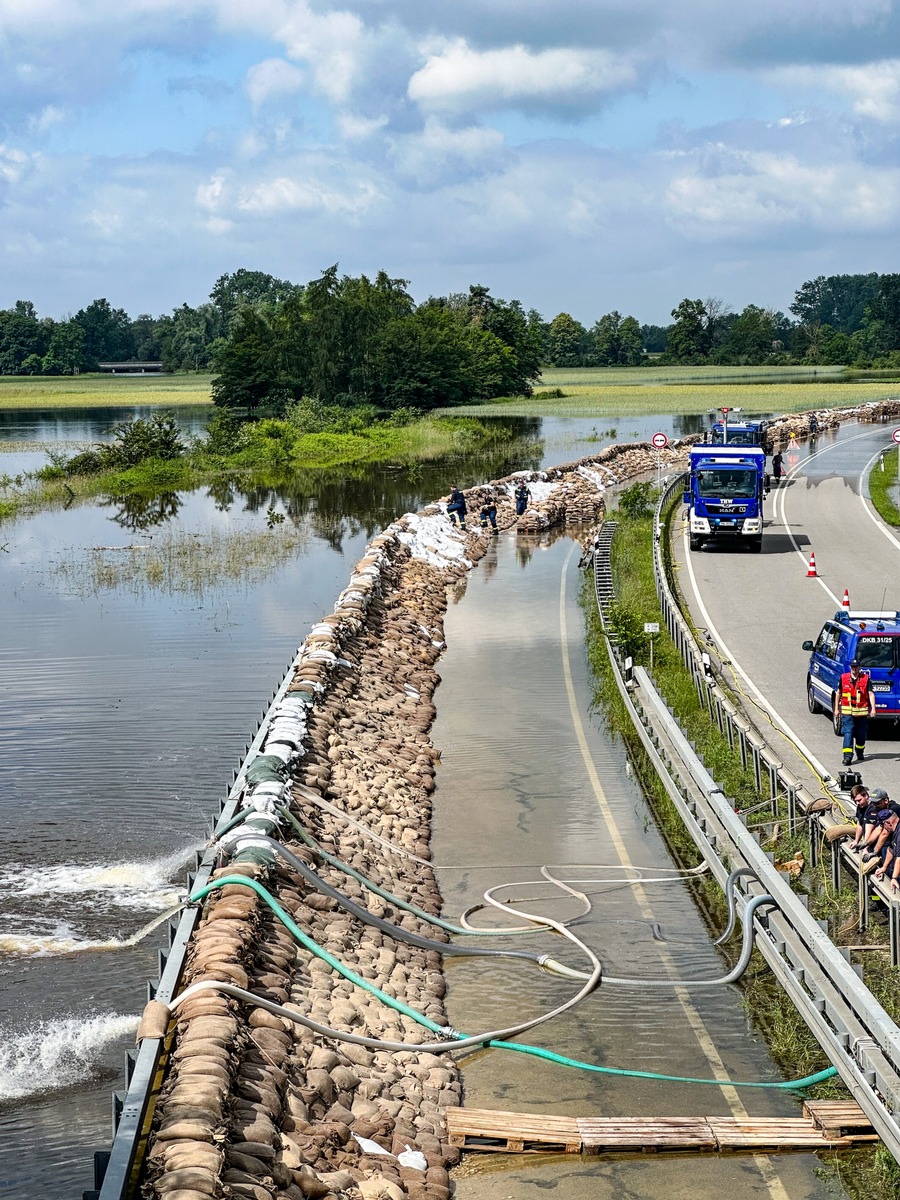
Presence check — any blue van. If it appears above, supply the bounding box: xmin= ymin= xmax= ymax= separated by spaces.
xmin=803 ymin=610 xmax=900 ymax=733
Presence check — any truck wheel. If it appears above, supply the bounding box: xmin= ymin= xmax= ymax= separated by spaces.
xmin=832 ymin=700 xmax=843 ymax=737
xmin=689 ymin=535 xmax=701 ymax=551
xmin=807 ymin=678 xmax=820 ymax=714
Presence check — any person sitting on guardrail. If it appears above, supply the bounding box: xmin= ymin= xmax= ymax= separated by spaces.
xmin=873 ymin=812 xmax=900 ymax=892
xmin=860 ymin=798 xmax=897 ymax=873
xmin=827 ymin=783 xmax=872 ymax=844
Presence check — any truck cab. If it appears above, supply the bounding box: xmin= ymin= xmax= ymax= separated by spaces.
xmin=684 ymin=444 xmax=767 ymax=552
xmin=709 ymin=420 xmax=772 ymax=453
xmin=802 ymin=610 xmax=900 ymax=731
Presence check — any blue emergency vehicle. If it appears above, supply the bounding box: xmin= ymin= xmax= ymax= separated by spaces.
xmin=684 ymin=443 xmax=767 ymax=552
xmin=803 ymin=610 xmax=900 ymax=733
xmin=709 ymin=419 xmax=772 ymax=452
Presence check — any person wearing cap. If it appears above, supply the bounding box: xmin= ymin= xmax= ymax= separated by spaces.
xmin=873 ymin=811 xmax=900 ymax=890
xmin=834 ymin=657 xmax=875 ymax=768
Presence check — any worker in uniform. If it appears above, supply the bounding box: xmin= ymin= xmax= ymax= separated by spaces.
xmin=834 ymin=657 xmax=876 ymax=767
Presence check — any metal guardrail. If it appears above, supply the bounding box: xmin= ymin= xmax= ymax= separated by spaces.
xmin=653 ymin=474 xmax=900 ymax=954
xmin=86 ymin=654 xmax=302 ymax=1200
xmin=591 ymin=508 xmax=900 ymax=1163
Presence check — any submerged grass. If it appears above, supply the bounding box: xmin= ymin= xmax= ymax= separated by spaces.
xmin=0 ymin=374 xmax=213 ymax=409
xmin=452 ymin=366 xmax=900 ymax=419
xmin=51 ymin=523 xmax=309 ymax=599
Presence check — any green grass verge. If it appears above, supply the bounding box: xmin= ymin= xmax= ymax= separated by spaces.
xmin=0 ymin=374 xmax=214 ymax=408
xmin=868 ymin=446 xmax=900 ymax=526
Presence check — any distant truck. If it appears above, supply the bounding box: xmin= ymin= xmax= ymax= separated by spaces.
xmin=709 ymin=419 xmax=772 ymax=453
xmin=684 ymin=444 xmax=768 ymax=552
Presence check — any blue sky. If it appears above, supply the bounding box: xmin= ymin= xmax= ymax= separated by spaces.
xmin=1 ymin=0 xmax=899 ymax=326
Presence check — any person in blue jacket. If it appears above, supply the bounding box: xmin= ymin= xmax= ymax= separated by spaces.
xmin=514 ymin=480 xmax=531 ymax=516
xmin=446 ymin=485 xmax=467 ymax=530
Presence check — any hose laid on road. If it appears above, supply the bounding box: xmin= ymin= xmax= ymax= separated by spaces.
xmin=167 ymin=977 xmax=837 ymax=1092
xmin=190 ymin=875 xmax=603 ymax=1052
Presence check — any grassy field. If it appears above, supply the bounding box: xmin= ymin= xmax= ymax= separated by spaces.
xmin=451 ymin=365 xmax=900 ymax=418
xmin=4 ymin=365 xmax=900 ymax=417
xmin=0 ymin=374 xmax=213 ymax=408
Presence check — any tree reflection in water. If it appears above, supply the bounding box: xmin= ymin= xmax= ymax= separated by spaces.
xmin=103 ymin=490 xmax=182 ymax=530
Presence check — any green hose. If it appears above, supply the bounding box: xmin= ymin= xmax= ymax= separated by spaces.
xmin=189 ymin=875 xmax=838 ymax=1091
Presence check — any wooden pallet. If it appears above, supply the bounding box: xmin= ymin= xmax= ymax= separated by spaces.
xmin=803 ymin=1100 xmax=880 ymax=1140
xmin=446 ymin=1103 xmax=876 ymax=1156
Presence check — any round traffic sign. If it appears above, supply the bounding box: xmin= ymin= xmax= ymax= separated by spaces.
xmin=651 ymin=432 xmax=668 ymax=450
xmin=892 ymin=427 xmax=900 ymax=445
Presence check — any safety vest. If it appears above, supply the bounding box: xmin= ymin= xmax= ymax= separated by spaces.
xmin=840 ymin=672 xmax=871 ymax=716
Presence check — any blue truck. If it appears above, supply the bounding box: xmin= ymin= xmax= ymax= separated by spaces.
xmin=709 ymin=418 xmax=772 ymax=452
xmin=685 ymin=443 xmax=768 ymax=552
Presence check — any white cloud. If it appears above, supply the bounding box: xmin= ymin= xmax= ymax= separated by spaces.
xmin=245 ymin=59 xmax=305 ymax=108
xmin=665 ymin=147 xmax=900 ymax=236
xmin=768 ymin=59 xmax=900 ymax=123
xmin=408 ymin=39 xmax=642 ymax=115
xmin=389 ymin=119 xmax=506 ymax=186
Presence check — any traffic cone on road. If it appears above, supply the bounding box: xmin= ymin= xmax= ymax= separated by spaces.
xmin=842 ymin=588 xmax=850 ymax=611
xmin=807 ymin=551 xmax=818 ymax=577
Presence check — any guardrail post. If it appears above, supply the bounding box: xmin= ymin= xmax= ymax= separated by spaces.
xmin=891 ymin=905 xmax=900 ymax=968
xmin=859 ymin=869 xmax=870 ymax=933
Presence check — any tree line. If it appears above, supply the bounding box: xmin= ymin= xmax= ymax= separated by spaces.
xmin=3 ymin=268 xmax=900 ymax=410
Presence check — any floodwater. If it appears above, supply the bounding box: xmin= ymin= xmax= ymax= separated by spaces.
xmin=0 ymin=408 xmax=845 ymax=1199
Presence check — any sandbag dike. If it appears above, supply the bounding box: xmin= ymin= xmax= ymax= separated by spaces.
xmin=137 ymin=405 xmax=884 ymax=1200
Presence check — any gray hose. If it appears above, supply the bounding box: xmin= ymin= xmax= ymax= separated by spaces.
xmin=715 ymin=868 xmax=761 ymax=945
xmin=226 ymin=833 xmax=579 ymax=972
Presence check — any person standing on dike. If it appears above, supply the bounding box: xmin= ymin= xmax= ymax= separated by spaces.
xmin=514 ymin=480 xmax=531 ymax=516
xmin=446 ymin=485 xmax=467 ymax=530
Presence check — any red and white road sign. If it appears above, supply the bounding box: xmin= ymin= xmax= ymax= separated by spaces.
xmin=892 ymin=427 xmax=900 ymax=445
xmin=651 ymin=432 xmax=668 ymax=449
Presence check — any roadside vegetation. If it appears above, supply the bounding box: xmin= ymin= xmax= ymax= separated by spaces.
xmin=868 ymin=445 xmax=900 ymax=526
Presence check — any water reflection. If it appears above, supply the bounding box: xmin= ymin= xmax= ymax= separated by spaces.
xmin=101 ymin=490 xmax=182 ymax=530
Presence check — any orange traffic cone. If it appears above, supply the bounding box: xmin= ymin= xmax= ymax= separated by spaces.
xmin=807 ymin=551 xmax=817 ymax=577
xmin=842 ymin=588 xmax=850 ymax=610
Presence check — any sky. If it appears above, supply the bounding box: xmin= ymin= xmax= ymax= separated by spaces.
xmin=1 ymin=0 xmax=900 ymax=327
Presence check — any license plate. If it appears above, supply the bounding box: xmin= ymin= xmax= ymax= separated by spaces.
xmin=870 ymin=682 xmax=892 ymax=692
xmin=718 ymin=519 xmax=734 ymax=527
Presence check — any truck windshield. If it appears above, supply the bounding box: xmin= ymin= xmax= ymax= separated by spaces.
xmin=695 ymin=468 xmax=757 ymax=498
xmin=711 ymin=429 xmax=758 ymax=446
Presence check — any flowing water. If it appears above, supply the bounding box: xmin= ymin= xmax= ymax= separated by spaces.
xmin=0 ymin=407 xmax=846 ymax=1198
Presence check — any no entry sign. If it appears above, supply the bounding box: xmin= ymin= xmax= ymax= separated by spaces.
xmin=651 ymin=432 xmax=668 ymax=449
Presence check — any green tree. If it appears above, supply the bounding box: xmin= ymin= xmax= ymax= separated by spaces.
xmin=790 ymin=273 xmax=880 ymax=334
xmin=664 ymin=298 xmax=709 ymax=362
xmin=547 ymin=312 xmax=587 ymax=366
xmin=209 ymin=268 xmax=301 ymax=331
xmin=73 ymin=298 xmax=135 ymax=366
xmin=0 ymin=303 xmax=48 ymax=374
xmin=41 ymin=321 xmax=85 ymax=375
xmin=593 ymin=311 xmax=645 ymax=365
xmin=862 ymin=274 xmax=900 ymax=354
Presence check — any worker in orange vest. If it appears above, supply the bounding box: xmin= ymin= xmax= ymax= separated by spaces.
xmin=834 ymin=658 xmax=876 ymax=767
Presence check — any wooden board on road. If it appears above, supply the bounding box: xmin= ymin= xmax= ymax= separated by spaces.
xmin=446 ymin=1102 xmax=876 ymax=1155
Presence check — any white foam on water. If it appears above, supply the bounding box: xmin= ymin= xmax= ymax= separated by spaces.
xmin=0 ymin=922 xmax=125 ymax=957
xmin=0 ymin=1013 xmax=140 ymax=1101
xmin=0 ymin=842 xmax=200 ymax=910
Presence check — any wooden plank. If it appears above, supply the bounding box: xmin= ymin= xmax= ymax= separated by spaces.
xmin=446 ymin=1107 xmax=878 ymax=1157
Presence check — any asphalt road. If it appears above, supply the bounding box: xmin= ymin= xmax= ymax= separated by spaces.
xmin=674 ymin=419 xmax=900 ymax=800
